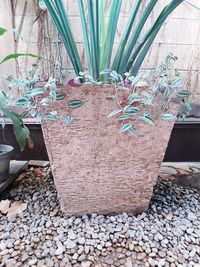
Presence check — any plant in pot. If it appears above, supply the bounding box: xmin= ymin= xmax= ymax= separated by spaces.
xmin=0 ymin=26 xmax=38 ymax=185
xmin=28 ymin=0 xmax=190 ymax=215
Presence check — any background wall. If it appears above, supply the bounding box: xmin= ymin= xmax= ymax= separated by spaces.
xmin=0 ymin=0 xmax=200 ymax=99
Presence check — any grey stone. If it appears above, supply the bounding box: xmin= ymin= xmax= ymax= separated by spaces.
xmin=64 ymin=240 xmax=76 ymax=249
xmin=148 ymin=258 xmax=156 ymax=266
xmin=158 ymin=251 xmax=166 ymax=258
xmin=55 ymin=242 xmax=64 ymax=256
xmin=28 ymin=257 xmax=38 ymax=266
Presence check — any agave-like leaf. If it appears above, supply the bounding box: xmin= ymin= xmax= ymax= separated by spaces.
xmin=100 ymin=0 xmax=122 ymax=71
xmin=44 ymin=0 xmax=82 ymax=75
xmin=99 ymin=0 xmax=106 ymax=68
xmin=118 ymin=0 xmax=158 ymax=74
xmin=112 ymin=0 xmax=142 ymax=71
xmin=130 ymin=0 xmax=184 ymax=76
xmin=87 ymin=0 xmax=99 ymax=79
xmin=78 ymin=0 xmax=92 ymax=75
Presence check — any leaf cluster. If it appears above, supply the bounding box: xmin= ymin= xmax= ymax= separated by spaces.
xmin=107 ymin=53 xmax=192 ymax=136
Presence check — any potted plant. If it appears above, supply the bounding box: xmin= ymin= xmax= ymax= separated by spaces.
xmin=17 ymin=0 xmax=190 ymax=215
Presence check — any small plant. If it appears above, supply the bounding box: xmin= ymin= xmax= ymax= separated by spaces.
xmin=0 ymin=27 xmax=38 ymax=150
xmin=106 ymin=53 xmax=191 ymax=136
xmin=7 ymin=65 xmax=84 ymax=125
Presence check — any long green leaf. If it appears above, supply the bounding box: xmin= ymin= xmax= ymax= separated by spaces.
xmin=101 ymin=0 xmax=122 ymax=71
xmin=130 ymin=0 xmax=184 ymax=75
xmin=118 ymin=0 xmax=158 ymax=74
xmin=112 ymin=0 xmax=142 ymax=71
xmin=44 ymin=0 xmax=82 ymax=75
xmin=78 ymin=0 xmax=92 ymax=75
xmin=0 ymin=53 xmax=39 ymax=64
xmin=56 ymin=0 xmax=82 ymax=74
xmin=94 ymin=0 xmax=100 ymax=67
xmin=99 ymin=0 xmax=106 ymax=69
xmin=2 ymin=108 xmax=33 ymax=151
xmin=129 ymin=0 xmax=184 ymax=74
xmin=87 ymin=0 xmax=99 ymax=79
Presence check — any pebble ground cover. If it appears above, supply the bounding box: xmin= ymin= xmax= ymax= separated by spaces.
xmin=0 ymin=166 xmax=200 ymax=267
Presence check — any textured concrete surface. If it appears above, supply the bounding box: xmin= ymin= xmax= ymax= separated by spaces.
xmin=42 ymin=85 xmax=178 ymax=216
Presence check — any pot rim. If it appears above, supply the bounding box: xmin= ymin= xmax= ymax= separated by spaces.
xmin=0 ymin=144 xmax=14 ymax=157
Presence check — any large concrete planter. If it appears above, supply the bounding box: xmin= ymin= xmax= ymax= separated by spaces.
xmin=42 ymin=85 xmax=177 ymax=216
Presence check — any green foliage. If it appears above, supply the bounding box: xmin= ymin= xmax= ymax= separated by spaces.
xmin=0 ymin=27 xmax=40 ymax=150
xmin=0 ymin=91 xmax=33 ymax=151
xmin=161 ymin=113 xmax=176 ymax=120
xmin=0 ymin=27 xmax=7 ymax=36
xmin=61 ymin=115 xmax=74 ymax=125
xmin=119 ymin=123 xmax=133 ymax=133
xmin=0 ymin=53 xmax=39 ymax=64
xmin=176 ymin=90 xmax=192 ymax=98
xmin=107 ymin=109 xmax=123 ymax=118
xmin=107 ymin=53 xmax=192 ymax=137
xmin=7 ymin=66 xmax=83 ymax=128
xmin=43 ymin=0 xmax=184 ymax=80
xmin=68 ymin=100 xmax=84 ymax=109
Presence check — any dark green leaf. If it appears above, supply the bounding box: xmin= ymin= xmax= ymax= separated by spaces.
xmin=1 ymin=108 xmax=33 ymax=151
xmin=15 ymin=97 xmax=30 ymax=107
xmin=0 ymin=27 xmax=7 ymax=36
xmin=55 ymin=92 xmax=66 ymax=100
xmin=161 ymin=102 xmax=170 ymax=112
xmin=68 ymin=99 xmax=84 ymax=109
xmin=176 ymin=90 xmax=191 ymax=98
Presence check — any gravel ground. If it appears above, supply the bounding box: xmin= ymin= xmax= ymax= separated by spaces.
xmin=0 ymin=166 xmax=200 ymax=267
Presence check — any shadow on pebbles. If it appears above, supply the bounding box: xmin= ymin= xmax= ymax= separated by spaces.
xmin=0 ymin=166 xmax=200 ymax=267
